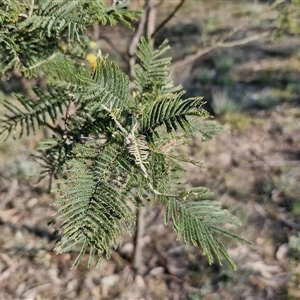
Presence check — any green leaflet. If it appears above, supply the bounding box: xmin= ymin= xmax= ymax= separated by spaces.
xmin=0 ymin=0 xmax=140 ymax=75
xmin=140 ymin=93 xmax=209 ymax=140
xmin=79 ymin=58 xmax=131 ymax=110
xmin=52 ymin=157 xmax=136 ymax=267
xmin=159 ymin=189 xmax=251 ymax=268
xmin=18 ymin=0 xmax=139 ymax=40
xmin=0 ymin=88 xmax=66 ymax=141
xmin=134 ymin=37 xmax=171 ymax=103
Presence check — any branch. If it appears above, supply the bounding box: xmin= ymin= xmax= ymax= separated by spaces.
xmin=170 ymin=45 xmax=215 ymax=71
xmin=12 ymin=69 xmax=36 ymax=99
xmin=63 ymin=94 xmax=75 ymax=141
xmin=101 ymin=35 xmax=129 ymax=63
xmin=18 ymin=0 xmax=34 ymax=19
xmin=45 ymin=122 xmax=62 ymax=134
xmin=128 ymin=0 xmax=151 ymax=77
xmin=171 ymin=32 xmax=269 ymax=71
xmin=153 ymin=0 xmax=164 ymax=8
xmin=133 ymin=208 xmax=145 ymax=274
xmin=28 ymin=0 xmax=34 ymax=17
xmin=146 ymin=0 xmax=156 ymax=40
xmin=101 ymin=104 xmax=128 ymax=135
xmin=151 ymin=0 xmax=186 ymax=38
xmin=18 ymin=13 xmax=28 ymax=19
xmin=217 ymin=32 xmax=269 ymax=48
xmin=28 ymin=53 xmax=58 ymax=70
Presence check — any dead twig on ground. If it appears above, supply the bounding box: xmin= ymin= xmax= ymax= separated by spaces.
xmin=0 ymin=179 xmax=18 ymax=210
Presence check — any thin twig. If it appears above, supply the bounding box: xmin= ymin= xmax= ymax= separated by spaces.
xmin=18 ymin=13 xmax=28 ymax=19
xmin=28 ymin=0 xmax=35 ymax=17
xmin=101 ymin=104 xmax=128 ymax=135
xmin=217 ymin=22 xmax=248 ymax=43
xmin=28 ymin=53 xmax=57 ymax=70
xmin=133 ymin=208 xmax=145 ymax=273
xmin=146 ymin=0 xmax=156 ymax=43
xmin=171 ymin=32 xmax=269 ymax=70
xmin=130 ymin=2 xmax=150 ymax=273
xmin=0 ymin=179 xmax=18 ymax=210
xmin=218 ymin=32 xmax=269 ymax=48
xmin=170 ymin=45 xmax=215 ymax=71
xmin=128 ymin=0 xmax=151 ymax=77
xmin=63 ymin=94 xmax=75 ymax=141
xmin=12 ymin=69 xmax=37 ymax=99
xmin=0 ymin=263 xmax=19 ymax=282
xmin=153 ymin=0 xmax=164 ymax=8
xmin=151 ymin=0 xmax=186 ymax=38
xmin=170 ymin=11 xmax=270 ymax=71
xmin=45 ymin=122 xmax=62 ymax=135
xmin=101 ymin=35 xmax=129 ymax=63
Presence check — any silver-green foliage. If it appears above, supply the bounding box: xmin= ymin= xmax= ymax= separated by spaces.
xmin=0 ymin=0 xmax=140 ymax=75
xmin=0 ymin=0 xmax=250 ymax=269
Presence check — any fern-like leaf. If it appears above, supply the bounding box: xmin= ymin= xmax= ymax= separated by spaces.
xmin=17 ymin=0 xmax=140 ymax=41
xmin=41 ymin=54 xmax=90 ymax=90
xmin=160 ymin=188 xmax=251 ymax=269
xmin=0 ymin=0 xmax=140 ymax=74
xmin=140 ymin=92 xmax=209 ymax=140
xmin=34 ymin=138 xmax=68 ymax=186
xmin=0 ymin=0 xmax=29 ymax=24
xmin=52 ymin=150 xmax=136 ymax=267
xmin=18 ymin=1 xmax=83 ymax=39
xmin=77 ymin=58 xmax=132 ymax=111
xmin=187 ymin=117 xmax=224 ymax=141
xmin=134 ymin=37 xmax=171 ymax=103
xmin=0 ymin=87 xmax=66 ymax=140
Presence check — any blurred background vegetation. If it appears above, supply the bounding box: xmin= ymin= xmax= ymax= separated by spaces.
xmin=0 ymin=0 xmax=300 ymax=299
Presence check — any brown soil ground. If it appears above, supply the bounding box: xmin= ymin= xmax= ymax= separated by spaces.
xmin=1 ymin=1 xmax=300 ymax=299
xmin=1 ymin=104 xmax=299 ymax=300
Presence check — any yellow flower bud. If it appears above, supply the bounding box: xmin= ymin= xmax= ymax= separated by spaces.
xmin=9 ymin=16 xmax=18 ymax=23
xmin=59 ymin=43 xmax=67 ymax=52
xmin=89 ymin=41 xmax=97 ymax=49
xmin=86 ymin=53 xmax=97 ymax=71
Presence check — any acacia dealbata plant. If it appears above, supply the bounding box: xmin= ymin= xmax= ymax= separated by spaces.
xmin=0 ymin=0 xmax=250 ymax=269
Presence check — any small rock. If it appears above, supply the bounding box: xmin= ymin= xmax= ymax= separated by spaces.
xmin=135 ymin=274 xmax=146 ymax=289
xmin=149 ymin=267 xmax=164 ymax=276
xmin=276 ymin=243 xmax=289 ymax=263
xmin=101 ymin=274 xmax=120 ymax=287
xmin=26 ymin=197 xmax=38 ymax=208
xmin=119 ymin=243 xmax=133 ymax=256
